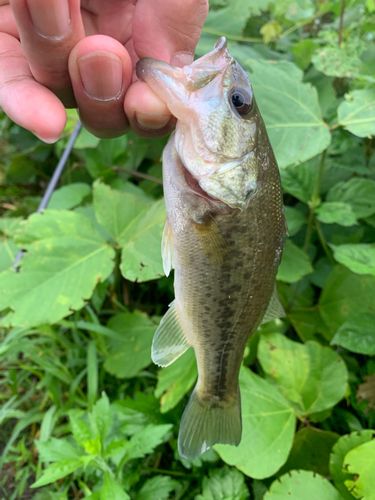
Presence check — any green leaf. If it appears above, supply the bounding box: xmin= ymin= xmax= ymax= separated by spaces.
xmin=330 ymin=312 xmax=375 ymax=355
xmin=48 ymin=183 xmax=91 ymax=210
xmin=315 ymin=202 xmax=357 ymax=227
xmin=327 ymin=178 xmax=375 ymax=219
xmin=203 ymin=0 xmax=272 ymax=37
xmin=264 ymin=470 xmax=343 ymax=500
xmin=69 ymin=410 xmax=92 ymax=447
xmin=338 ymin=89 xmax=375 ymax=138
xmin=0 ymin=217 xmax=24 ymax=237
xmin=90 ymin=393 xmax=112 ymax=442
xmin=319 ymin=265 xmax=375 ymax=336
xmin=344 ymin=440 xmax=375 ymax=500
xmin=277 ymin=239 xmax=313 ymax=283
xmin=36 ymin=437 xmax=81 ymax=462
xmin=195 ymin=466 xmax=249 ymax=500
xmin=278 ymin=427 xmax=339 ymax=476
xmin=121 ymin=424 xmax=172 ymax=463
xmin=155 ymin=348 xmax=198 ymax=413
xmin=273 ymin=0 xmax=315 ymax=22
xmin=312 ymin=43 xmax=365 ymax=79
xmin=31 ymin=459 xmax=83 ymax=488
xmin=0 ymin=210 xmax=115 ymax=328
xmin=258 ymin=332 xmax=348 ymax=416
xmin=245 ymin=59 xmax=331 ymax=169
xmin=288 ymin=309 xmax=331 ymax=342
xmin=104 ymin=312 xmax=156 ymax=378
xmin=280 ymin=159 xmax=317 ymax=202
xmin=330 ymin=431 xmax=374 ymax=500
xmin=119 ymin=198 xmax=166 ymax=282
xmin=284 ymin=207 xmax=306 ymax=236
xmin=93 ymin=181 xmax=149 ymax=244
xmin=0 ymin=235 xmax=19 ymax=272
xmin=215 ymin=366 xmax=295 ymax=479
xmin=330 ymin=243 xmax=375 ymax=277
xmin=100 ymin=472 xmax=130 ymax=500
xmin=137 ymin=476 xmax=179 ymax=500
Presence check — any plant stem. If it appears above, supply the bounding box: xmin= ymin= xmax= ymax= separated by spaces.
xmin=315 ymin=220 xmax=335 ymax=265
xmin=112 ymin=166 xmax=163 ymax=185
xmin=338 ymin=0 xmax=345 ymax=46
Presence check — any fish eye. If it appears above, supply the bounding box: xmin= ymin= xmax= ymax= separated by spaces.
xmin=230 ymin=86 xmax=253 ymax=116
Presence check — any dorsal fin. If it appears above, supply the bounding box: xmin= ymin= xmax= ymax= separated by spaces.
xmin=261 ymin=287 xmax=285 ymax=324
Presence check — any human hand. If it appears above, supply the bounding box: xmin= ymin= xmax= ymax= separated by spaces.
xmin=0 ymin=0 xmax=208 ymax=141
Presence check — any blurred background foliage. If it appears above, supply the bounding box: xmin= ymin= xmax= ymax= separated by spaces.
xmin=1 ymin=0 xmax=375 ymax=498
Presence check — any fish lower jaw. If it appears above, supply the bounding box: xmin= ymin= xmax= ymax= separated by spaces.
xmin=182 ymin=162 xmax=223 ymax=204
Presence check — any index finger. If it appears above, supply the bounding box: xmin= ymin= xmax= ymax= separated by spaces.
xmin=125 ymin=0 xmax=208 ymax=136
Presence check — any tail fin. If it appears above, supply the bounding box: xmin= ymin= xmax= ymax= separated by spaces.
xmin=178 ymin=385 xmax=242 ymax=460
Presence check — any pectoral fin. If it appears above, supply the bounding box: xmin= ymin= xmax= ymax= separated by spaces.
xmin=261 ymin=287 xmax=285 ymax=324
xmin=152 ymin=301 xmax=191 ymax=367
xmin=162 ymin=219 xmax=174 ymax=277
xmin=193 ymin=215 xmax=229 ymax=268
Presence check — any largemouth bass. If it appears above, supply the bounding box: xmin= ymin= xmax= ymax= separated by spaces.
xmin=136 ymin=38 xmax=286 ymax=460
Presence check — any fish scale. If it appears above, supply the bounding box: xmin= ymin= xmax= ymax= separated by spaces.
xmin=136 ymin=37 xmax=286 ymax=460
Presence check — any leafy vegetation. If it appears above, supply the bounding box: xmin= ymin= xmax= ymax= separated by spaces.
xmin=1 ymin=0 xmax=375 ymax=498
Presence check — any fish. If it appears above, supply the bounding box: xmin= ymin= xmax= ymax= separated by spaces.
xmin=136 ymin=37 xmax=286 ymax=460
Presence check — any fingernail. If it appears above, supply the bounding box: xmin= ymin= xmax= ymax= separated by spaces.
xmin=34 ymin=132 xmax=60 ymax=144
xmin=78 ymin=52 xmax=123 ymax=101
xmin=27 ymin=0 xmax=70 ymax=39
xmin=171 ymin=52 xmax=194 ymax=68
xmin=135 ymin=112 xmax=171 ymax=131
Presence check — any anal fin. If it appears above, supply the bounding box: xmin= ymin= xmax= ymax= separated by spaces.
xmin=152 ymin=300 xmax=190 ymax=367
xmin=261 ymin=286 xmax=285 ymax=324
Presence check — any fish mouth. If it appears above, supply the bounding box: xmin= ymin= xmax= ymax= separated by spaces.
xmin=182 ymin=164 xmax=221 ymax=204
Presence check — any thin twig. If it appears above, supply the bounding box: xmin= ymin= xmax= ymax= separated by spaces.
xmin=202 ymin=27 xmax=262 ymax=43
xmin=12 ymin=121 xmax=82 ymax=269
xmin=338 ymin=0 xmax=345 ymax=46
xmin=112 ymin=165 xmax=163 ymax=185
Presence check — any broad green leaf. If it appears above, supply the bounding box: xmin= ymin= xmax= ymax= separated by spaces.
xmin=104 ymin=311 xmax=156 ymax=378
xmin=264 ymin=470 xmax=343 ymax=500
xmin=36 ymin=437 xmax=81 ymax=462
xmin=280 ymin=159 xmax=317 ymax=202
xmin=277 ymin=240 xmax=313 ymax=283
xmin=330 ymin=430 xmax=374 ymax=500
xmin=0 ymin=217 xmax=23 ymax=236
xmin=137 ymin=476 xmax=179 ymax=500
xmin=215 ymin=367 xmax=295 ymax=479
xmin=90 ymin=393 xmax=112 ymax=442
xmin=327 ymin=178 xmax=375 ymax=219
xmin=31 ymin=459 xmax=84 ymax=488
xmin=273 ymin=0 xmax=315 ymax=21
xmin=203 ymin=0 xmax=272 ymax=37
xmin=48 ymin=183 xmax=91 ymax=210
xmin=0 ymin=236 xmax=19 ymax=272
xmin=330 ymin=243 xmax=375 ymax=277
xmin=319 ymin=265 xmax=375 ymax=335
xmin=93 ymin=181 xmax=149 ymax=244
xmin=0 ymin=210 xmax=115 ymax=328
xmin=155 ymin=348 xmax=198 ymax=413
xmin=315 ymin=202 xmax=357 ymax=227
xmin=100 ymin=472 xmax=130 ymax=500
xmin=195 ymin=466 xmax=249 ymax=500
xmin=74 ymin=128 xmax=101 ymax=149
xmin=284 ymin=207 xmax=306 ymax=236
xmin=312 ymin=43 xmax=366 ymax=78
xmin=258 ymin=332 xmax=348 ymax=416
xmin=331 ymin=312 xmax=375 ymax=355
xmin=278 ymin=427 xmax=339 ymax=476
xmin=338 ymin=89 xmax=375 ymax=138
xmin=121 ymin=424 xmax=172 ymax=463
xmin=288 ymin=309 xmax=330 ymax=342
xmin=344 ymin=440 xmax=375 ymax=500
xmin=119 ymin=198 xmax=166 ymax=282
xmin=245 ymin=59 xmax=331 ymax=169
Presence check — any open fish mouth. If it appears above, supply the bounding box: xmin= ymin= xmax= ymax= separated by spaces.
xmin=182 ymin=163 xmax=221 ymax=204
